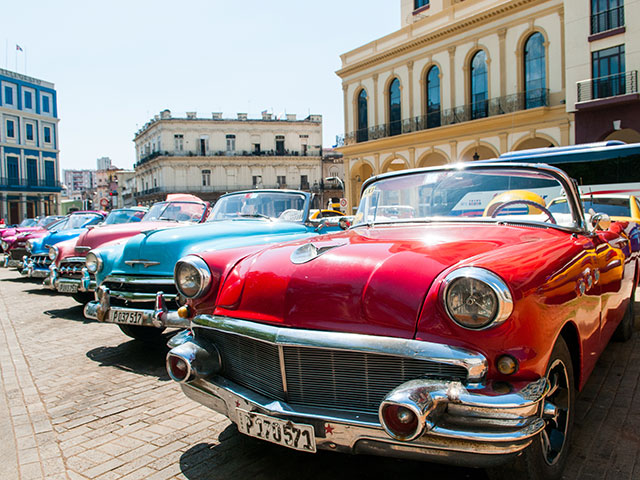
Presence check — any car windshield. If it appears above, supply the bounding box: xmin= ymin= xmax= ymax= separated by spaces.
xmin=353 ymin=167 xmax=577 ymax=228
xmin=142 ymin=202 xmax=205 ymax=222
xmin=549 ymin=197 xmax=631 ymax=217
xmin=19 ymin=219 xmax=37 ymax=227
xmin=64 ymin=214 xmax=103 ymax=230
xmin=37 ymin=216 xmax=63 ymax=227
xmin=104 ymin=209 xmax=145 ymax=225
xmin=208 ymin=191 xmax=308 ymax=222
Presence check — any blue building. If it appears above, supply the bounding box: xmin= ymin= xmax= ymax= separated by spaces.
xmin=0 ymin=68 xmax=61 ymax=224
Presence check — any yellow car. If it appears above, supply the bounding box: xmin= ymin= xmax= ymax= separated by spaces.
xmin=309 ymin=209 xmax=344 ymax=220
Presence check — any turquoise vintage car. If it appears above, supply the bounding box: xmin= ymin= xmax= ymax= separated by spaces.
xmin=22 ymin=211 xmax=107 ymax=278
xmin=84 ymin=190 xmax=347 ymax=341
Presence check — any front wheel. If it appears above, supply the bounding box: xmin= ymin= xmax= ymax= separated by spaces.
xmin=489 ymin=337 xmax=574 ymax=480
xmin=118 ymin=324 xmax=165 ymax=342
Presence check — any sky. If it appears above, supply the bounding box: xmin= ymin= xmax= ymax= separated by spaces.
xmin=3 ymin=0 xmax=400 ymax=171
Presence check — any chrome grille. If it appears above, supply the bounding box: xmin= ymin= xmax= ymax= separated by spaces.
xmin=198 ymin=329 xmax=468 ymax=415
xmin=283 ymin=347 xmax=467 ymax=414
xmin=103 ymin=277 xmax=178 ymax=296
xmin=31 ymin=254 xmax=51 ymax=268
xmin=206 ymin=330 xmax=285 ymax=401
xmin=60 ymin=259 xmax=85 ymax=279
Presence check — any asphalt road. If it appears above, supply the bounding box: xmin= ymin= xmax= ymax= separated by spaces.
xmin=0 ymin=265 xmax=638 ymax=479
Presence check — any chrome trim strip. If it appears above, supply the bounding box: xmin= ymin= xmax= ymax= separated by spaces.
xmin=278 ymin=345 xmax=288 ymax=397
xmin=104 ymin=275 xmax=174 ymax=285
xmin=193 ymin=315 xmax=488 ymax=381
xmin=60 ymin=256 xmax=87 ymax=264
xmin=124 ymin=260 xmax=161 ymax=268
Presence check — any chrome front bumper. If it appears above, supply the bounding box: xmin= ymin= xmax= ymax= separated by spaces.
xmin=21 ymin=260 xmax=49 ymax=278
xmin=169 ymin=317 xmax=551 ymax=467
xmin=84 ymin=285 xmax=188 ymax=328
xmin=44 ymin=265 xmax=96 ymax=293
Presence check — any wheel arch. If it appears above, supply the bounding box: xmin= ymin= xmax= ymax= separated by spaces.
xmin=559 ymin=321 xmax=581 ymax=390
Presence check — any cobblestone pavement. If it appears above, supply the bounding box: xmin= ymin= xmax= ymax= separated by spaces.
xmin=0 ymin=265 xmax=639 ymax=480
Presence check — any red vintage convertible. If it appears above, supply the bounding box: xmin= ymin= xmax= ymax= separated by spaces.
xmin=166 ymin=162 xmax=637 ymax=479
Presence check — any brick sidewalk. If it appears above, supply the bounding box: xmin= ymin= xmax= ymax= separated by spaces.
xmin=0 ymin=266 xmax=639 ymax=479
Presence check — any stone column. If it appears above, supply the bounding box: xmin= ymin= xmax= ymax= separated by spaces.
xmin=0 ymin=193 xmax=6 ymax=221
xmin=498 ymin=28 xmax=507 ymax=98
xmin=20 ymin=194 xmax=27 ymax=220
xmin=38 ymin=195 xmax=45 ymax=217
xmin=448 ymin=46 xmax=457 ymax=108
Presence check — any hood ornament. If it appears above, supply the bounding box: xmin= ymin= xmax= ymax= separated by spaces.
xmin=124 ymin=259 xmax=161 ymax=268
xmin=290 ymin=242 xmax=345 ymax=264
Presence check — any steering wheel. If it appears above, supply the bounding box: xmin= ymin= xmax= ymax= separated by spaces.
xmin=490 ymin=199 xmax=556 ymax=224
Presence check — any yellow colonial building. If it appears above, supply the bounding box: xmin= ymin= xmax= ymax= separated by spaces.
xmin=337 ymin=0 xmax=571 ymax=210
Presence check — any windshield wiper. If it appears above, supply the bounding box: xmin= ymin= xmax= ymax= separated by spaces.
xmin=237 ymin=213 xmax=273 ymax=221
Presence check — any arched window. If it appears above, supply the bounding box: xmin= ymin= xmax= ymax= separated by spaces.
xmin=356 ymin=89 xmax=368 ymax=142
xmin=524 ymin=33 xmax=546 ymax=109
xmin=388 ymin=78 xmax=402 ymax=136
xmin=426 ymin=66 xmax=441 ymax=128
xmin=470 ymin=51 xmax=488 ymax=119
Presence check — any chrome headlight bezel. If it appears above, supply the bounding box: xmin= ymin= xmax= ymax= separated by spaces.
xmin=440 ymin=267 xmax=513 ymax=330
xmin=48 ymin=246 xmax=59 ymax=261
xmin=1 ymin=240 xmax=8 ymax=251
xmin=85 ymin=251 xmax=103 ymax=274
xmin=25 ymin=240 xmax=33 ymax=253
xmin=174 ymin=255 xmax=212 ymax=299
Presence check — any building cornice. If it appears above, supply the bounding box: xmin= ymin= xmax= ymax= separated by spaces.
xmin=336 ymin=0 xmax=547 ymax=78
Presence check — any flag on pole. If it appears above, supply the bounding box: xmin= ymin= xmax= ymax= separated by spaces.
xmin=16 ymin=44 xmax=23 ymax=52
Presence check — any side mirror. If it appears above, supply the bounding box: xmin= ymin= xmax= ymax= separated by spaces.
xmin=339 ymin=217 xmax=351 ymax=230
xmin=591 ymin=213 xmax=611 ymax=231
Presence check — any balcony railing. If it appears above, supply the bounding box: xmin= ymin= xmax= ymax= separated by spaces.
xmin=0 ymin=177 xmax=62 ymax=191
xmin=591 ymin=5 xmax=624 ymax=35
xmin=577 ymin=71 xmax=638 ymax=103
xmin=136 ymin=148 xmax=322 ymax=167
xmin=338 ymin=89 xmax=549 ymax=146
xmin=133 ymin=184 xmax=314 ymax=197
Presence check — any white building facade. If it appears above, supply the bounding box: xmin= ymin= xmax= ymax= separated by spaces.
xmin=132 ymin=110 xmax=323 ymax=204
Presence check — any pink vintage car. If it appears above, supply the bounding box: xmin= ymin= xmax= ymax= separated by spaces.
xmin=45 ymin=194 xmax=210 ymax=303
xmin=1 ymin=216 xmax=66 ymax=268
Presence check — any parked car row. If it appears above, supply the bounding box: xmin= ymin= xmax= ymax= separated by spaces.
xmin=1 ymin=147 xmax=637 ymax=480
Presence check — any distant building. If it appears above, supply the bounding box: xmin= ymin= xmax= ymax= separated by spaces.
xmin=96 ymin=156 xmax=112 ymax=171
xmin=0 ymin=68 xmax=62 ymax=223
xmin=63 ymin=169 xmax=96 ymax=194
xmin=132 ymin=110 xmax=323 ymax=204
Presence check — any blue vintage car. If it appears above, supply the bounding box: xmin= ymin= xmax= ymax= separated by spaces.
xmin=23 ymin=211 xmax=107 ymax=278
xmin=84 ymin=190 xmax=347 ymax=341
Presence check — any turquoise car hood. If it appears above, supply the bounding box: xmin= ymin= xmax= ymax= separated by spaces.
xmin=30 ymin=228 xmax=90 ymax=255
xmin=96 ymin=219 xmax=323 ymax=284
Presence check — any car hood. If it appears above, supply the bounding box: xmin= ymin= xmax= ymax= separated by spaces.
xmin=98 ymin=220 xmax=316 ymax=282
xmin=213 ymin=223 xmax=569 ymax=339
xmin=2 ymin=226 xmax=42 ymax=238
xmin=30 ymin=228 xmax=90 ymax=255
xmin=75 ymin=220 xmax=186 ymax=252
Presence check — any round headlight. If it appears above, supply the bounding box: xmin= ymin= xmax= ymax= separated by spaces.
xmin=25 ymin=240 xmax=33 ymax=253
xmin=48 ymin=246 xmax=59 ymax=261
xmin=1 ymin=240 xmax=8 ymax=251
xmin=85 ymin=251 xmax=103 ymax=273
xmin=174 ymin=256 xmax=212 ymax=299
xmin=441 ymin=267 xmax=513 ymax=330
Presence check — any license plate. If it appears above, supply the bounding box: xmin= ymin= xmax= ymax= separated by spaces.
xmin=110 ymin=308 xmax=144 ymax=325
xmin=236 ymin=409 xmax=316 ymax=453
xmin=58 ymin=283 xmax=78 ymax=293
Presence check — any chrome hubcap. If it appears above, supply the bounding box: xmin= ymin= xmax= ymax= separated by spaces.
xmin=541 ymin=359 xmax=570 ymax=465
